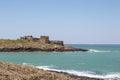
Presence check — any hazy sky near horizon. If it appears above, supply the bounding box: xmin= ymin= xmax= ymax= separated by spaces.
xmin=0 ymin=0 xmax=120 ymax=44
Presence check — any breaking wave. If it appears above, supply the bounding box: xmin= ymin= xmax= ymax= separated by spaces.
xmin=22 ymin=63 xmax=120 ymax=80
xmin=36 ymin=66 xmax=120 ymax=80
xmin=88 ymin=49 xmax=111 ymax=53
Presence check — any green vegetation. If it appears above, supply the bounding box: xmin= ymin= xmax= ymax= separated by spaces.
xmin=0 ymin=39 xmax=88 ymax=52
xmin=0 ymin=39 xmax=58 ymax=48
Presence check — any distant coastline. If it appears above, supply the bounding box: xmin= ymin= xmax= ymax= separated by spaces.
xmin=0 ymin=35 xmax=88 ymax=52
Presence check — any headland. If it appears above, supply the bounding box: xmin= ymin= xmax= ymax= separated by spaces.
xmin=0 ymin=35 xmax=88 ymax=52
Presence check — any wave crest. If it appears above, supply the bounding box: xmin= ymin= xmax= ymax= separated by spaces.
xmin=22 ymin=63 xmax=120 ymax=79
xmin=36 ymin=66 xmax=120 ymax=80
xmin=89 ymin=49 xmax=111 ymax=52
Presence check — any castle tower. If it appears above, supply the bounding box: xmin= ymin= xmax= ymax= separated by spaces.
xmin=40 ymin=36 xmax=49 ymax=44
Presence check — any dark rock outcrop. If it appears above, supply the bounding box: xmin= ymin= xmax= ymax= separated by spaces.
xmin=0 ymin=46 xmax=88 ymax=52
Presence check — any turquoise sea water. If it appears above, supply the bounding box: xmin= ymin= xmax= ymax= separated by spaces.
xmin=0 ymin=44 xmax=120 ymax=80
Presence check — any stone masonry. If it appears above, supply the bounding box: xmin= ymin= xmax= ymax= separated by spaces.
xmin=20 ymin=35 xmax=64 ymax=46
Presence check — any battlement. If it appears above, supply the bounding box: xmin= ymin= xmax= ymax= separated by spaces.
xmin=20 ymin=35 xmax=64 ymax=46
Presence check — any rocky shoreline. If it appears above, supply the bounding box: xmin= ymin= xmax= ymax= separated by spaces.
xmin=0 ymin=46 xmax=88 ymax=52
xmin=0 ymin=62 xmax=103 ymax=80
xmin=0 ymin=36 xmax=89 ymax=52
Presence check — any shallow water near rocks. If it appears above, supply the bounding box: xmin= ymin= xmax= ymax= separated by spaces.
xmin=0 ymin=44 xmax=120 ymax=80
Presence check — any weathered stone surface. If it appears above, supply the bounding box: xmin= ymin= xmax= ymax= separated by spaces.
xmin=50 ymin=40 xmax=64 ymax=46
xmin=0 ymin=62 xmax=102 ymax=80
xmin=20 ymin=35 xmax=33 ymax=41
xmin=20 ymin=35 xmax=64 ymax=46
xmin=39 ymin=36 xmax=49 ymax=44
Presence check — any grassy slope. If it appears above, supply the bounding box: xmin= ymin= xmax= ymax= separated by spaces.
xmin=0 ymin=39 xmax=58 ymax=48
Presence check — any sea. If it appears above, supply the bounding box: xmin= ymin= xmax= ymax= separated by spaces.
xmin=0 ymin=44 xmax=120 ymax=80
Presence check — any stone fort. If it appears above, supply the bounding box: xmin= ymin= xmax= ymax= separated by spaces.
xmin=20 ymin=35 xmax=64 ymax=46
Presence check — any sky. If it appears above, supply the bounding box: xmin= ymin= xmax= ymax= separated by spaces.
xmin=0 ymin=0 xmax=120 ymax=44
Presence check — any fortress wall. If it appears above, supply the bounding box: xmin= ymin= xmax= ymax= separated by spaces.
xmin=20 ymin=36 xmax=33 ymax=41
xmin=20 ymin=35 xmax=64 ymax=46
xmin=50 ymin=41 xmax=64 ymax=46
xmin=39 ymin=36 xmax=49 ymax=44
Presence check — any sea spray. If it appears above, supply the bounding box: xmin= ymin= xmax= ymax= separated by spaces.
xmin=89 ymin=49 xmax=111 ymax=53
xmin=36 ymin=65 xmax=120 ymax=80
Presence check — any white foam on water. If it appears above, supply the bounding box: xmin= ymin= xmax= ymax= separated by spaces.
xmin=36 ymin=66 xmax=120 ymax=80
xmin=22 ymin=63 xmax=120 ymax=80
xmin=89 ymin=49 xmax=111 ymax=53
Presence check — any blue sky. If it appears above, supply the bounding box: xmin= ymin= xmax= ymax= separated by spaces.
xmin=0 ymin=0 xmax=120 ymax=44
